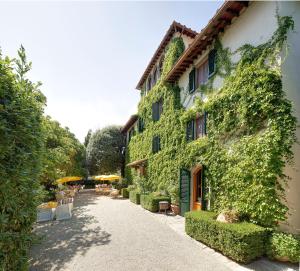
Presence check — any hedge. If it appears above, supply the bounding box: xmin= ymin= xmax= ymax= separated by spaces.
xmin=185 ymin=211 xmax=268 ymax=263
xmin=129 ymin=191 xmax=141 ymax=204
xmin=140 ymin=194 xmax=170 ymax=212
xmin=121 ymin=188 xmax=129 ymax=199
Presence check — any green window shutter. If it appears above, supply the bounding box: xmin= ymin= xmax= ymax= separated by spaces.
xmin=138 ymin=118 xmax=144 ymax=132
xmin=204 ymin=112 xmax=207 ymax=135
xmin=189 ymin=68 xmax=196 ymax=93
xmin=208 ymin=49 xmax=216 ymax=76
xmin=152 ymin=103 xmax=157 ymax=121
xmin=186 ymin=120 xmax=195 ymax=141
xmin=158 ymin=99 xmax=163 ymax=119
xmin=152 ymin=136 xmax=160 ymax=153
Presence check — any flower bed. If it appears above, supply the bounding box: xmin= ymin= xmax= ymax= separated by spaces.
xmin=185 ymin=211 xmax=268 ymax=263
xmin=129 ymin=190 xmax=140 ymax=205
xmin=140 ymin=194 xmax=170 ymax=212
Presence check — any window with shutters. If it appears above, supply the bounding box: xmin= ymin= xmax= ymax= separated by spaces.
xmin=195 ymin=114 xmax=206 ymax=138
xmin=186 ymin=119 xmax=195 ymax=142
xmin=189 ymin=68 xmax=196 ymax=93
xmin=196 ymin=59 xmax=209 ymax=87
xmin=187 ymin=113 xmax=207 ymax=141
xmin=152 ymin=136 xmax=161 ymax=154
xmin=138 ymin=118 xmax=144 ymax=133
xmin=152 ymin=98 xmax=163 ymax=121
xmin=208 ymin=49 xmax=216 ymax=77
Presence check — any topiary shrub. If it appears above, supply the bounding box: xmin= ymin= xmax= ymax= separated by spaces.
xmin=140 ymin=193 xmax=170 ymax=212
xmin=267 ymin=232 xmax=300 ymax=263
xmin=121 ymin=188 xmax=129 ymax=199
xmin=129 ymin=190 xmax=141 ymax=205
xmin=185 ymin=211 xmax=268 ymax=263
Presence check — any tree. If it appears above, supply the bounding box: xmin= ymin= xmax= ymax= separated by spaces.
xmin=84 ymin=129 xmax=92 ymax=147
xmin=86 ymin=126 xmax=125 ymax=175
xmin=40 ymin=116 xmax=86 ymax=189
xmin=0 ymin=46 xmax=46 ymax=270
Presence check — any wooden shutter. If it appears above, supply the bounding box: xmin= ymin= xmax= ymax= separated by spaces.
xmin=208 ymin=49 xmax=216 ymax=76
xmin=189 ymin=68 xmax=196 ymax=93
xmin=152 ymin=103 xmax=157 ymax=121
xmin=138 ymin=118 xmax=144 ymax=132
xmin=180 ymin=168 xmax=191 ymax=216
xmin=186 ymin=120 xmax=195 ymax=141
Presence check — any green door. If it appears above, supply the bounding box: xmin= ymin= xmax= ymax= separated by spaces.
xmin=180 ymin=168 xmax=191 ymax=216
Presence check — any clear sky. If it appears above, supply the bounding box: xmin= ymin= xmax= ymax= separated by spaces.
xmin=0 ymin=1 xmax=223 ymax=142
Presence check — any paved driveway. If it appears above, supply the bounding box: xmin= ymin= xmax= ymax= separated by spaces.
xmin=30 ymin=190 xmax=298 ymax=271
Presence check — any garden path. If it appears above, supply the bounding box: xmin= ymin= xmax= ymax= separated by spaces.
xmin=30 ymin=190 xmax=298 ymax=271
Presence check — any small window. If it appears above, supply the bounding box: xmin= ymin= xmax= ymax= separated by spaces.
xmin=138 ymin=118 xmax=145 ymax=133
xmin=152 ymin=99 xmax=163 ymax=121
xmin=208 ymin=49 xmax=216 ymax=76
xmin=196 ymin=60 xmax=209 ymax=87
xmin=128 ymin=127 xmax=135 ymax=143
xmin=147 ymin=76 xmax=152 ymax=91
xmin=186 ymin=120 xmax=195 ymax=142
xmin=153 ymin=67 xmax=158 ymax=86
xmin=152 ymin=136 xmax=161 ymax=154
xmin=195 ymin=114 xmax=206 ymax=138
xmin=189 ymin=68 xmax=196 ymax=93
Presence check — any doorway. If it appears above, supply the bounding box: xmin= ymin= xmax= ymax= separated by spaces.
xmin=192 ymin=166 xmax=203 ymax=211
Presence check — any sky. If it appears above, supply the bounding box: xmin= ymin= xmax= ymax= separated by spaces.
xmin=0 ymin=1 xmax=223 ymax=142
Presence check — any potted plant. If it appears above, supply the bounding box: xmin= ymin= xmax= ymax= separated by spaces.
xmin=169 ymin=186 xmax=180 ymax=215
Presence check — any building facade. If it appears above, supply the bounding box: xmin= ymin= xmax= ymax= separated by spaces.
xmin=123 ymin=1 xmax=300 ymax=233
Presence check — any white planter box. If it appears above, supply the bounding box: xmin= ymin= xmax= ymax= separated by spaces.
xmin=56 ymin=203 xmax=72 ymax=220
xmin=37 ymin=208 xmax=55 ymax=222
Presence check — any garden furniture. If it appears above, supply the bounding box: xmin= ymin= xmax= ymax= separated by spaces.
xmin=159 ymin=201 xmax=169 ymax=215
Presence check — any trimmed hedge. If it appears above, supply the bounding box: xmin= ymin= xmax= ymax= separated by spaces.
xmin=140 ymin=194 xmax=171 ymax=212
xmin=129 ymin=191 xmax=141 ymax=204
xmin=121 ymin=188 xmax=129 ymax=199
xmin=185 ymin=211 xmax=268 ymax=263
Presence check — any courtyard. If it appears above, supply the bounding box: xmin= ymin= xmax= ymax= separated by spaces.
xmin=29 ymin=191 xmax=297 ymax=271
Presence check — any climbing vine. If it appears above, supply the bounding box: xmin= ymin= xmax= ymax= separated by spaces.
xmin=125 ymin=15 xmax=297 ymax=227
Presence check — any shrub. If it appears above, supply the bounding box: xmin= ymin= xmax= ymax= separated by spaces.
xmin=140 ymin=193 xmax=170 ymax=212
xmin=129 ymin=190 xmax=141 ymax=205
xmin=121 ymin=188 xmax=129 ymax=199
xmin=185 ymin=211 xmax=268 ymax=263
xmin=267 ymin=232 xmax=300 ymax=263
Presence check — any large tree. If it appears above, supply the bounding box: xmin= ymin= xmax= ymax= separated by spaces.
xmin=40 ymin=116 xmax=86 ymax=189
xmin=86 ymin=125 xmax=125 ymax=175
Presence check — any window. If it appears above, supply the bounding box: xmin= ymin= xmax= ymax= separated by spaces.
xmin=196 ymin=59 xmax=209 ymax=87
xmin=138 ymin=118 xmax=145 ymax=133
xmin=195 ymin=114 xmax=206 ymax=138
xmin=153 ymin=67 xmax=158 ymax=86
xmin=186 ymin=119 xmax=195 ymax=142
xmin=128 ymin=127 xmax=135 ymax=143
xmin=208 ymin=49 xmax=216 ymax=76
xmin=147 ymin=76 xmax=152 ymax=92
xmin=152 ymin=136 xmax=161 ymax=153
xmin=187 ymin=113 xmax=207 ymax=142
xmin=189 ymin=68 xmax=196 ymax=93
xmin=152 ymin=99 xmax=163 ymax=121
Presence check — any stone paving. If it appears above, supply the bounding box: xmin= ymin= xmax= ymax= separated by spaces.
xmin=30 ymin=190 xmax=298 ymax=271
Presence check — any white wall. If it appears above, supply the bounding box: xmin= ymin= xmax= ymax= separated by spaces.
xmin=177 ymin=1 xmax=300 ymax=233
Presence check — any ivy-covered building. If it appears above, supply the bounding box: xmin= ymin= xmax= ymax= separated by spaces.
xmin=123 ymin=1 xmax=300 ymax=233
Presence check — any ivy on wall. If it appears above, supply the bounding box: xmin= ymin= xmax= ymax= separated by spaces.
xmin=125 ymin=15 xmax=297 ymax=227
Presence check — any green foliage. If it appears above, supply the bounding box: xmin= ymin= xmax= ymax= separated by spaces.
xmin=140 ymin=193 xmax=170 ymax=212
xmin=129 ymin=190 xmax=141 ymax=205
xmin=126 ymin=16 xmax=297 ymax=228
xmin=0 ymin=47 xmax=46 ymax=270
xmin=84 ymin=129 xmax=92 ymax=147
xmin=161 ymin=37 xmax=185 ymax=76
xmin=267 ymin=232 xmax=300 ymax=263
xmin=86 ymin=125 xmax=125 ymax=175
xmin=185 ymin=211 xmax=268 ymax=263
xmin=40 ymin=116 xmax=86 ymax=189
xmin=121 ymin=188 xmax=129 ymax=198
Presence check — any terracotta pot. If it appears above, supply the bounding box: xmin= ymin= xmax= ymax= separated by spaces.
xmin=171 ymin=204 xmax=180 ymax=215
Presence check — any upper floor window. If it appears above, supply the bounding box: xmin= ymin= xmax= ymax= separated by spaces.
xmin=128 ymin=127 xmax=136 ymax=144
xmin=138 ymin=117 xmax=145 ymax=133
xmin=147 ymin=76 xmax=152 ymax=92
xmin=152 ymin=136 xmax=161 ymax=154
xmin=188 ymin=49 xmax=216 ymax=94
xmin=152 ymin=98 xmax=163 ymax=121
xmin=186 ymin=113 xmax=207 ymax=142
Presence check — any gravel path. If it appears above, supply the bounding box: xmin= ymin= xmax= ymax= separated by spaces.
xmin=30 ymin=190 xmax=231 ymax=271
